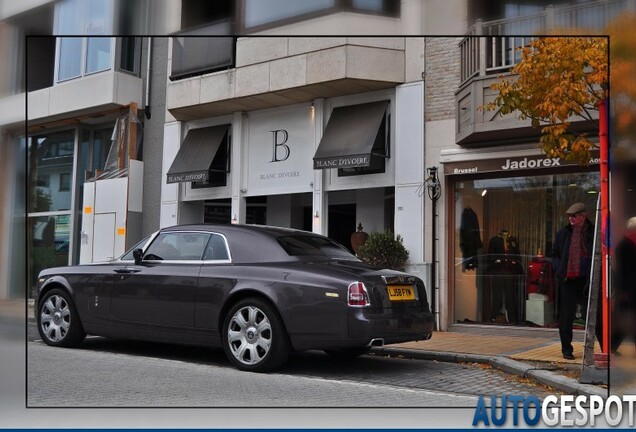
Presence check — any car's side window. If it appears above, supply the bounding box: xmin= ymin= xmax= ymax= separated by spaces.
xmin=144 ymin=232 xmax=210 ymax=261
xmin=203 ymin=233 xmax=230 ymax=261
xmin=120 ymin=235 xmax=151 ymax=261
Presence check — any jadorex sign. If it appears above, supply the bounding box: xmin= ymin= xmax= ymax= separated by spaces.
xmin=444 ymin=152 xmax=600 ymax=175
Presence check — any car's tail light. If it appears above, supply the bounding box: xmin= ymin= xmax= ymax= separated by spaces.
xmin=348 ymin=282 xmax=370 ymax=307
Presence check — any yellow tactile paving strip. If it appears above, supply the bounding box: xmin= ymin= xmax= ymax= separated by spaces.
xmin=394 ymin=332 xmax=553 ymax=356
xmin=392 ymin=332 xmax=601 ymax=364
xmin=509 ymin=341 xmax=600 ymax=364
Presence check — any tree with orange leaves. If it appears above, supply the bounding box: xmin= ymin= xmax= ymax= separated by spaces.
xmin=483 ymin=37 xmax=608 ymax=165
xmin=607 ymin=14 xmax=636 ymax=161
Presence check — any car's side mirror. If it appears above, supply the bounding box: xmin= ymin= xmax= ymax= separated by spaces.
xmin=133 ymin=248 xmax=143 ymax=265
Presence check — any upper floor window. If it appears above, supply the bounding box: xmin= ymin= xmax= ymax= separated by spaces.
xmin=54 ymin=0 xmax=115 ymax=82
xmin=170 ymin=21 xmax=235 ymax=81
xmin=239 ymin=0 xmax=399 ymax=32
xmin=243 ymin=0 xmax=336 ymax=29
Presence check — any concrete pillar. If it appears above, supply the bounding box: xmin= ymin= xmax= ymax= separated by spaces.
xmin=395 ymin=82 xmax=425 ymax=266
xmin=160 ymin=121 xmax=180 ymax=228
xmin=231 ymin=112 xmax=246 ymax=224
xmin=312 ymin=98 xmax=327 ymax=235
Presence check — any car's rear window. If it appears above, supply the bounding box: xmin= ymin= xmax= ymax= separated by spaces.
xmin=277 ymin=235 xmax=355 ymax=258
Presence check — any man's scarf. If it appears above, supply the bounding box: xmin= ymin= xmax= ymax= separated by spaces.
xmin=566 ymin=225 xmax=584 ymax=278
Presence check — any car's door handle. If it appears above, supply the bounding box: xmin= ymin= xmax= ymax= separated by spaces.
xmin=114 ymin=267 xmax=142 ymax=274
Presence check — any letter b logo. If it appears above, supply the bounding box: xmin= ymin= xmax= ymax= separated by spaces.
xmin=271 ymin=129 xmax=290 ymax=162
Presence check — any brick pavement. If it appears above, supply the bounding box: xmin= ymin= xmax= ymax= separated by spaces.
xmin=4 ymin=298 xmax=634 ymax=395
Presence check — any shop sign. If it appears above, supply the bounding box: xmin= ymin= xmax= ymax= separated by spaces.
xmin=314 ymin=156 xmax=370 ymax=169
xmin=444 ymin=151 xmax=600 ymax=175
xmin=246 ymin=107 xmax=314 ymax=195
xmin=167 ymin=171 xmax=208 ymax=183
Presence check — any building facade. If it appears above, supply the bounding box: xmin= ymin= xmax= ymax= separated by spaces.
xmin=3 ymin=0 xmax=634 ymax=338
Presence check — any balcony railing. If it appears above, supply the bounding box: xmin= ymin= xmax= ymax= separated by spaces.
xmin=459 ymin=0 xmax=632 ymax=84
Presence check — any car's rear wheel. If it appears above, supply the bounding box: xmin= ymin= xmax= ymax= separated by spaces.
xmin=324 ymin=347 xmax=370 ymax=359
xmin=222 ymin=298 xmax=290 ymax=372
xmin=37 ymin=288 xmax=86 ymax=347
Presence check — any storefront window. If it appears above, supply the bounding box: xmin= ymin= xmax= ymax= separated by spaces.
xmin=28 ymin=214 xmax=71 ymax=294
xmin=453 ymin=171 xmax=599 ymax=328
xmin=28 ymin=131 xmax=76 ymax=213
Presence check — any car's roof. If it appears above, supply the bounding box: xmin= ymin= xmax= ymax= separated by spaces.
xmin=160 ymin=224 xmax=325 ymax=263
xmin=162 ymin=223 xmax=314 ymax=237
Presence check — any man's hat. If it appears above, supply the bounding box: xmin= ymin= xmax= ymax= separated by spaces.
xmin=566 ymin=202 xmax=586 ymax=215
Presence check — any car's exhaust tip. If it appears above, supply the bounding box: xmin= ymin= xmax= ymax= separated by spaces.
xmin=367 ymin=338 xmax=384 ymax=347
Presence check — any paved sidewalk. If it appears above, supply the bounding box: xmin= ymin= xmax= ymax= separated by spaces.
xmin=375 ymin=327 xmax=636 ymax=397
xmin=4 ymin=298 xmax=634 ymax=397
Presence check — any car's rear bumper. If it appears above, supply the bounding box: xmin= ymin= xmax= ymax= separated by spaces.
xmin=289 ymin=307 xmax=434 ymax=351
xmin=348 ymin=307 xmax=434 ymax=345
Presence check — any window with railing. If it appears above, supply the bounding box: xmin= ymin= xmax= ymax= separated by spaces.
xmin=459 ymin=0 xmax=628 ymax=84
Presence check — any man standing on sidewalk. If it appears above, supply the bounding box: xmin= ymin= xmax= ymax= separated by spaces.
xmin=552 ymin=202 xmax=594 ymax=360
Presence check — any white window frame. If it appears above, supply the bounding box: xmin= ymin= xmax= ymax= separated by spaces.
xmin=53 ymin=0 xmax=116 ymax=84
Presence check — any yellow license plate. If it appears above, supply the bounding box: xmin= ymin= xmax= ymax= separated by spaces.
xmin=387 ymin=285 xmax=415 ymax=301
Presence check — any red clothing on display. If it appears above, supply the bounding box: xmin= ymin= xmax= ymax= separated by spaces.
xmin=526 ymin=254 xmax=555 ymax=302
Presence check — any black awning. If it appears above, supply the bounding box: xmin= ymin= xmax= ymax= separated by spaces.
xmin=313 ymin=100 xmax=388 ymax=170
xmin=166 ymin=125 xmax=229 ymax=184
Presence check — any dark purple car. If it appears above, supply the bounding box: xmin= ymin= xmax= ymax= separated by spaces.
xmin=36 ymin=224 xmax=433 ymax=372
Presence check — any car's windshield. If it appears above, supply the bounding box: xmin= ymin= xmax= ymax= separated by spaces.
xmin=119 ymin=235 xmax=152 ymax=260
xmin=277 ymin=235 xmax=357 ymax=259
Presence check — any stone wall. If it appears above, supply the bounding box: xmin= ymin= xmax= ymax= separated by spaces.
xmin=425 ymin=37 xmax=462 ymax=122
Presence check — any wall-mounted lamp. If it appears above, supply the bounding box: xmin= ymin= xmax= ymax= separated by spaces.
xmin=240 ymin=187 xmax=247 ymax=193
xmin=232 ymin=214 xmax=238 ymax=223
xmin=481 ymin=189 xmax=488 ymax=197
xmin=314 ymin=211 xmax=319 ymax=218
xmin=425 ymin=166 xmax=441 ymax=201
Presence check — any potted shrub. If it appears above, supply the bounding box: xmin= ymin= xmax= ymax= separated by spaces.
xmin=357 ymin=231 xmax=409 ymax=271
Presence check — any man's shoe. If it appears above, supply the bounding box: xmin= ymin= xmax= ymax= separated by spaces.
xmin=563 ymin=352 xmax=575 ymax=360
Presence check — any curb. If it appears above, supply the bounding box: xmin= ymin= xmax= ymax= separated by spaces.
xmin=370 ymin=347 xmax=607 ymax=398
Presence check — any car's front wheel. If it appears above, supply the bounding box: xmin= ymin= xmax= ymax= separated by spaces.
xmin=222 ymin=298 xmax=290 ymax=372
xmin=37 ymin=288 xmax=86 ymax=347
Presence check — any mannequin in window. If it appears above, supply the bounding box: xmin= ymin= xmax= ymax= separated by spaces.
xmin=460 ymin=206 xmax=482 ymax=271
xmin=487 ymin=229 xmax=523 ymax=323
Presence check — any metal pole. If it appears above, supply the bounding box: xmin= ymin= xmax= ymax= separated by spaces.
xmin=431 ymin=183 xmax=437 ymax=330
xmin=598 ymin=98 xmax=610 ymax=356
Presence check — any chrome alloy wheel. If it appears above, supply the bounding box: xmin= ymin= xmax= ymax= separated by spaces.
xmin=40 ymin=294 xmax=71 ymax=343
xmin=227 ymin=305 xmax=272 ymax=366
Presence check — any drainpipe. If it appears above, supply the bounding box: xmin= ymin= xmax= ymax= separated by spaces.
xmin=144 ymin=37 xmax=152 ymax=119
xmin=426 ymin=166 xmax=441 ymax=330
